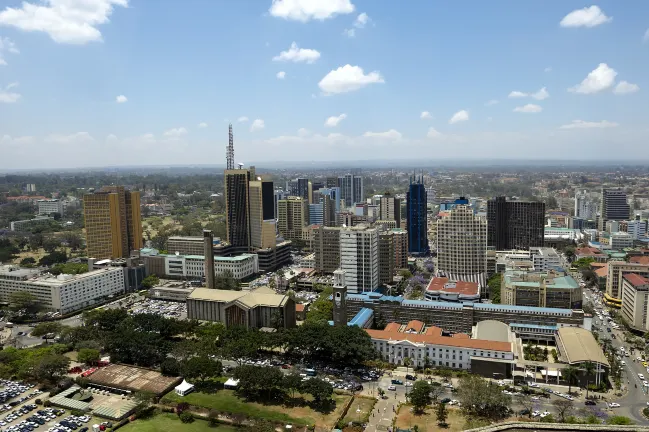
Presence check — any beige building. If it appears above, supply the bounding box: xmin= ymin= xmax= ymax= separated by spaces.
xmin=379 ymin=231 xmax=395 ymax=286
xmin=621 ymin=273 xmax=649 ymax=331
xmin=83 ymin=186 xmax=142 ymax=259
xmin=392 ymin=228 xmax=408 ymax=270
xmin=314 ymin=226 xmax=341 ymax=273
xmin=249 ymin=180 xmax=276 ymax=250
xmin=606 ymin=261 xmax=649 ymax=301
xmin=502 ymin=269 xmax=582 ymax=309
xmin=379 ymin=194 xmax=401 ymax=227
xmin=168 ymin=236 xmax=206 ymax=255
xmin=277 ymin=196 xmax=308 ymax=241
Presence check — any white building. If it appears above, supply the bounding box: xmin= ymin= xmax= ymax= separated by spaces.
xmin=529 ymin=247 xmax=561 ymax=271
xmin=620 ymin=273 xmax=649 ymax=331
xmin=10 ymin=216 xmax=54 ymax=232
xmin=574 ymin=190 xmax=598 ymax=220
xmin=0 ymin=265 xmax=125 ymax=314
xmin=37 ymin=199 xmax=64 ymax=215
xmin=340 ymin=225 xmax=379 ymax=293
xmin=627 ymin=220 xmax=647 ymax=240
xmin=610 ymin=232 xmax=634 ymax=250
xmin=164 ymin=254 xmax=258 ymax=280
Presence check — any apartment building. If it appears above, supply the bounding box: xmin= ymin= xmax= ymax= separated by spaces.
xmin=0 ymin=265 xmax=125 ymax=314
xmin=340 ymin=225 xmax=379 ymax=293
xmin=314 ymin=226 xmax=341 ymax=273
xmin=606 ymin=261 xmax=649 ymax=301
xmin=621 ymin=273 xmax=649 ymax=331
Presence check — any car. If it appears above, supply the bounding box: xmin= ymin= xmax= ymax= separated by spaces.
xmin=607 ymin=328 xmax=611 ymax=332
xmin=391 ymin=379 xmax=403 ymax=385
xmin=387 ymin=385 xmax=396 ymax=391
xmin=519 ymin=409 xmax=530 ymax=416
xmin=405 ymin=374 xmax=416 ymax=381
xmin=643 ymin=381 xmax=649 ymax=387
xmin=609 ymin=402 xmax=621 ymax=408
xmin=639 ymin=374 xmax=645 ymax=380
xmin=540 ymin=411 xmax=550 ymax=418
xmin=621 ymin=360 xmax=626 ymax=365
xmin=440 ymin=398 xmax=451 ymax=404
xmin=405 ymin=382 xmax=413 ymax=387
xmin=585 ymin=400 xmax=596 ymax=406
xmin=532 ymin=410 xmax=540 ymax=417
xmin=531 ymin=396 xmax=539 ymax=401
xmin=643 ymin=362 xmax=648 ymax=367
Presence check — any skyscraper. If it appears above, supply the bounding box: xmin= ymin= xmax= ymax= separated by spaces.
xmin=378 ymin=231 xmax=395 ymax=286
xmin=340 ymin=224 xmax=379 ymax=293
xmin=599 ymin=188 xmax=630 ymax=231
xmin=487 ymin=196 xmax=545 ymax=250
xmin=436 ymin=205 xmax=487 ymax=289
xmin=379 ymin=192 xmax=401 ymax=228
xmin=574 ymin=190 xmax=598 ymax=220
xmin=406 ymin=176 xmax=429 ymax=256
xmin=83 ymin=186 xmax=142 ymax=259
xmin=224 ymin=168 xmax=251 ymax=250
xmin=338 ymin=174 xmax=364 ymax=208
xmin=314 ymin=226 xmax=341 ymax=273
xmin=249 ymin=180 xmax=276 ymax=249
xmin=277 ymin=196 xmax=309 ymax=240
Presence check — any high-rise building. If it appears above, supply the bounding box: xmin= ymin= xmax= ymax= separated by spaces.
xmin=325 ymin=177 xmax=338 ymax=188
xmin=338 ymin=174 xmax=364 ymax=208
xmin=627 ymin=220 xmax=647 ymax=240
xmin=274 ymin=188 xmax=289 ymax=220
xmin=308 ymin=203 xmax=324 ymax=225
xmin=314 ymin=226 xmax=341 ymax=273
xmin=574 ymin=190 xmax=598 ymax=220
xmin=248 ymin=180 xmax=276 ymax=250
xmin=224 ymin=168 xmax=251 ymax=249
xmin=392 ymin=228 xmax=408 ymax=270
xmin=487 ymin=196 xmax=545 ymax=250
xmin=83 ymin=186 xmax=142 ymax=259
xmin=436 ymin=205 xmax=487 ymax=288
xmin=203 ymin=230 xmax=215 ymax=289
xmin=378 ymin=231 xmax=395 ymax=286
xmin=277 ymin=196 xmax=308 ymax=241
xmin=599 ymin=188 xmax=630 ymax=231
xmin=406 ymin=176 xmax=429 ymax=256
xmin=380 ymin=193 xmax=402 ymax=228
xmin=340 ymin=225 xmax=379 ymax=293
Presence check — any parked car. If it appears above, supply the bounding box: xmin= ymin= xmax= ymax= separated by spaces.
xmin=585 ymin=400 xmax=596 ymax=406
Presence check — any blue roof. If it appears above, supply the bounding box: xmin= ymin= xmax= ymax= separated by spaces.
xmin=348 ymin=308 xmax=374 ymax=327
xmin=474 ymin=303 xmax=572 ymax=315
xmin=510 ymin=323 xmax=559 ymax=330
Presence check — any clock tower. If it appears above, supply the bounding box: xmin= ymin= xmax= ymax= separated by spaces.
xmin=332 ymin=269 xmax=348 ymax=326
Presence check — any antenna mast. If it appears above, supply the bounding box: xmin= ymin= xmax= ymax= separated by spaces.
xmin=226 ymin=123 xmax=234 ymax=170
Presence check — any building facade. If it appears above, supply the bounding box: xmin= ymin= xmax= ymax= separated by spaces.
xmin=224 ymin=169 xmax=251 ymax=249
xmin=37 ymin=199 xmax=64 ymax=215
xmin=277 ymin=196 xmax=309 ymax=241
xmin=379 ymin=194 xmax=402 ymax=228
xmin=338 ymin=174 xmax=364 ymax=208
xmin=378 ymin=231 xmax=395 ymax=286
xmin=10 ymin=216 xmax=54 ymax=232
xmin=248 ymin=180 xmax=276 ymax=250
xmin=163 ymin=253 xmax=259 ymax=281
xmin=502 ymin=270 xmax=582 ymax=309
xmin=621 ymin=273 xmax=649 ymax=331
xmin=599 ymin=188 xmax=630 ymax=232
xmin=314 ymin=226 xmax=341 ymax=273
xmin=606 ymin=261 xmax=649 ymax=301
xmin=340 ymin=225 xmax=379 ymax=293
xmin=406 ymin=177 xmax=429 ymax=256
xmin=487 ymin=197 xmax=545 ymax=250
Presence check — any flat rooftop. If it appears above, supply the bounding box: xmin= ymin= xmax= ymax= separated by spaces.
xmin=88 ymin=364 xmax=180 ymax=395
xmin=426 ymin=277 xmax=479 ymax=296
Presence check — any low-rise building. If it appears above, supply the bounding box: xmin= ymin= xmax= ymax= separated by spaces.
xmin=164 ymin=253 xmax=258 ymax=280
xmin=575 ymin=247 xmax=607 ymax=263
xmin=10 ymin=216 xmax=55 ymax=232
xmin=502 ymin=269 xmax=582 ymax=309
xmin=37 ymin=199 xmax=64 ymax=215
xmin=555 ymin=327 xmax=609 ymax=387
xmin=424 ymin=277 xmax=480 ymax=302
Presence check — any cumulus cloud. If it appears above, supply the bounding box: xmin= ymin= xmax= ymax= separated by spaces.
xmin=273 ymin=42 xmax=320 ymax=63
xmin=362 ymin=129 xmax=402 ymax=140
xmin=449 ymin=110 xmax=469 ymax=124
xmin=198 ymin=122 xmax=208 ymax=128
xmin=507 ymin=87 xmax=549 ymax=100
xmin=0 ymin=0 xmax=128 ymax=44
xmin=544 ymin=67 xmax=552 ymax=73
xmin=0 ymin=83 xmax=20 ymax=103
xmin=569 ymin=63 xmax=617 ymax=94
xmin=560 ymin=5 xmax=612 ymax=28
xmin=325 ymin=113 xmax=347 ymax=127
xmin=420 ymin=111 xmax=433 ymax=119
xmin=276 ymin=71 xmax=286 ymax=79
xmin=427 ymin=128 xmax=443 ymax=139
xmin=613 ymin=81 xmax=640 ymax=95
xmin=559 ymin=120 xmax=619 ymax=129
xmin=269 ymin=0 xmax=355 ymax=22
xmin=115 ymin=94 xmax=127 ymax=103
xmin=250 ymin=119 xmax=265 ymax=132
xmin=513 ymin=104 xmax=543 ymax=113
xmin=354 ymin=12 xmax=369 ymax=28
xmin=318 ymin=64 xmax=384 ymax=94
xmin=237 ymin=116 xmax=249 ymax=123
xmin=163 ymin=127 xmax=188 ymax=138
xmin=297 ymin=128 xmax=310 ymax=137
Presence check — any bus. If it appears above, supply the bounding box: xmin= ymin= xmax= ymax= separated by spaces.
xmin=305 ymin=368 xmax=317 ymax=377
xmin=604 ymin=293 xmax=622 ymax=309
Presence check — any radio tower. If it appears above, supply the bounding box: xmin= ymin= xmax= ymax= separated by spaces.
xmin=226 ymin=123 xmax=234 ymax=170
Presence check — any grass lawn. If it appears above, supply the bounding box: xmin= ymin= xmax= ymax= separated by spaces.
xmin=162 ymin=389 xmax=350 ymax=429
xmin=395 ymin=405 xmax=469 ymax=432
xmin=119 ymin=413 xmax=237 ymax=432
xmin=341 ymin=396 xmax=376 ymax=424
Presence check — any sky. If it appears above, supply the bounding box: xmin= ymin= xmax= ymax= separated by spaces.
xmin=0 ymin=0 xmax=649 ymax=170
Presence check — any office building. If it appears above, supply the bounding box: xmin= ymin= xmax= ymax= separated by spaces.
xmin=308 ymin=203 xmax=324 ymax=225
xmin=338 ymin=174 xmax=364 ymax=208
xmin=379 ymin=193 xmax=402 ymax=228
xmin=337 ymin=212 xmax=367 ymax=227
xmin=502 ymin=269 xmax=582 ymax=309
xmin=83 ymin=186 xmax=142 ymax=259
xmin=574 ymin=190 xmax=598 ymax=220
xmin=426 ymin=187 xmax=437 ymax=206
xmin=168 ymin=236 xmax=218 ymax=256
xmin=313 ymin=226 xmax=341 ymax=273
xmin=621 ymin=273 xmax=649 ymax=331
xmin=424 ymin=277 xmax=480 ymax=302
xmin=599 ymin=188 xmax=630 ymax=231
xmin=627 ymin=220 xmax=647 ymax=240
xmin=487 ymin=196 xmax=545 ymax=250
xmin=277 ymin=196 xmax=308 ymax=241
xmin=0 ymin=265 xmax=125 ymax=314
xmin=314 ymin=187 xmax=340 ymax=226
xmin=88 ymin=256 xmax=146 ymax=293
xmin=273 ymin=189 xmax=289 ymax=220
xmin=224 ymin=168 xmax=251 ymax=250
xmin=392 ymin=228 xmax=408 ymax=270
xmin=37 ymin=199 xmax=64 ymax=216
xmin=529 ymin=247 xmax=561 ymax=272
xmin=248 ymin=180 xmax=276 ymax=250
xmin=610 ymin=232 xmax=634 ymax=250
xmin=606 ymin=261 xmax=649 ymax=301
xmin=10 ymin=216 xmax=54 ymax=232
xmin=436 ymin=205 xmax=486 ymax=288
xmin=164 ymin=253 xmax=258 ymax=281
xmin=378 ymin=231 xmax=395 ymax=286
xmin=187 ymin=286 xmax=296 ymax=328
xmin=406 ymin=175 xmax=429 ymax=256
xmin=204 ymin=230 xmax=215 ymax=289
xmin=340 ymin=225 xmax=379 ymax=293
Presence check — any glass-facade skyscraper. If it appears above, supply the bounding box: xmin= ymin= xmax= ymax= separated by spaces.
xmin=406 ymin=176 xmax=429 ymax=256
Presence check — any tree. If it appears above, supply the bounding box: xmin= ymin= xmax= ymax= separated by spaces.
xmin=583 ymin=361 xmax=596 ymax=399
xmin=564 ymin=246 xmax=575 ymax=263
xmin=283 ymin=372 xmax=303 ymax=399
xmin=182 ymin=356 xmax=222 ymax=383
xmin=488 ymin=273 xmax=502 ymax=303
xmin=436 ymin=402 xmax=448 ymax=426
xmin=160 ymin=358 xmax=182 ymax=376
xmin=35 ymin=354 xmax=70 ymax=383
xmin=141 ymin=275 xmax=159 ymax=289
xmin=410 ymin=380 xmax=432 ymax=413
xmin=179 ymin=412 xmax=194 ymax=423
xmin=207 ymin=409 xmax=219 ymax=427
xmin=302 ymin=378 xmax=333 ymax=408
xmin=403 ymin=357 xmax=412 ymax=378
xmin=31 ymin=322 xmax=65 ymax=340
xmin=305 ymin=287 xmax=333 ymax=322
xmin=562 ymin=365 xmax=579 ymax=394
xmin=42 ymin=237 xmax=61 ymax=253
xmin=133 ymin=391 xmax=156 ymax=415
xmin=214 ymin=270 xmax=240 ymax=291
xmin=552 ymin=399 xmax=574 ymax=422
xmin=77 ymin=348 xmax=100 ymax=365
xmin=20 ymin=257 xmax=36 ymax=267
xmin=607 ymin=416 xmax=634 ymax=425
xmin=456 ymin=375 xmax=511 ymax=420
xmin=516 ymin=394 xmax=534 ymax=418
xmin=9 ymin=291 xmax=41 ymax=313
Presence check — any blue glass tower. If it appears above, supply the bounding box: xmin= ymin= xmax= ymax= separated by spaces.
xmin=406 ymin=175 xmax=429 ymax=256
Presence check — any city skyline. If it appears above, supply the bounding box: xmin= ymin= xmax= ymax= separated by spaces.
xmin=1 ymin=1 xmax=648 ymax=169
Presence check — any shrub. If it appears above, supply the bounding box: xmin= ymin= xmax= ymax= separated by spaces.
xmin=43 ymin=400 xmax=52 ymax=407
xmin=179 ymin=412 xmax=194 ymax=423
xmin=35 ymin=399 xmax=42 ymax=405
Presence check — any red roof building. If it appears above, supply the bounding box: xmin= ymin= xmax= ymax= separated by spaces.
xmin=424 ymin=277 xmax=480 ymax=302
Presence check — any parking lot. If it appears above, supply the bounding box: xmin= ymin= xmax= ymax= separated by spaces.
xmin=128 ymin=299 xmax=186 ymax=319
xmin=0 ymin=380 xmax=43 ymax=430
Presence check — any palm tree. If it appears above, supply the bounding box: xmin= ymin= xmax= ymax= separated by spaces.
xmin=583 ymin=361 xmax=596 ymax=398
xmin=562 ymin=366 xmax=579 ymax=394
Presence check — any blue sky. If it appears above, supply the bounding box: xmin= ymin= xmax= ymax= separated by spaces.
xmin=1 ymin=0 xmax=648 ymax=169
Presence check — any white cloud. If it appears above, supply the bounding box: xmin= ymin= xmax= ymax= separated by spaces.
xmin=513 ymin=104 xmax=543 ymax=113
xmin=559 ymin=120 xmax=619 ymax=129
xmin=115 ymin=94 xmax=127 ymax=103
xmin=45 ymin=132 xmax=94 ymax=143
xmin=1 ymin=135 xmax=33 ymax=145
xmin=354 ymin=12 xmax=369 ymax=28
xmin=325 ymin=113 xmax=347 ymax=127
xmin=507 ymin=87 xmax=549 ymax=100
xmin=106 ymin=133 xmax=118 ymax=141
xmin=343 ymin=28 xmax=355 ymax=38
xmin=427 ymin=128 xmax=443 ymax=139
xmin=297 ymin=128 xmax=310 ymax=137
xmin=560 ymin=5 xmax=612 ymax=28
xmin=544 ymin=67 xmax=552 ymax=73
xmin=0 ymin=86 xmax=20 ymax=103
xmin=273 ymin=42 xmax=320 ymax=63
xmin=420 ymin=111 xmax=433 ymax=119
xmin=6 ymin=82 xmax=19 ymax=89
xmin=269 ymin=0 xmax=355 ymax=22
xmin=250 ymin=119 xmax=265 ymax=132
xmin=484 ymin=99 xmax=499 ymax=106
xmin=363 ymin=129 xmax=402 ymax=140
xmin=318 ymin=64 xmax=384 ymax=94
xmin=237 ymin=116 xmax=249 ymax=123
xmin=198 ymin=122 xmax=208 ymax=128
xmin=163 ymin=127 xmax=188 ymax=138
xmin=569 ymin=63 xmax=617 ymax=94
xmin=0 ymin=0 xmax=128 ymax=44
xmin=276 ymin=71 xmax=286 ymax=79
xmin=613 ymin=81 xmax=640 ymax=95
xmin=449 ymin=110 xmax=469 ymax=124
xmin=0 ymin=37 xmax=19 ymax=65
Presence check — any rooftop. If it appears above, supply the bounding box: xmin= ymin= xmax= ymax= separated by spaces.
xmin=188 ymin=287 xmax=287 ymax=308
xmin=474 ymin=320 xmax=511 ymax=343
xmin=623 ymin=273 xmax=649 ymax=288
xmin=426 ymin=277 xmax=479 ymax=296
xmin=576 ymin=247 xmax=604 ymax=256
xmin=366 ymin=329 xmax=512 ymax=352
xmin=556 ymin=327 xmax=609 ymax=367
xmin=630 ymin=256 xmax=649 ymax=265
